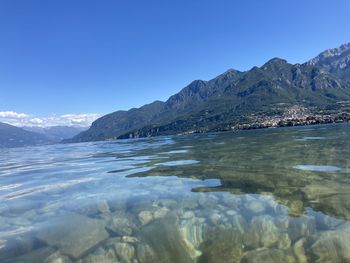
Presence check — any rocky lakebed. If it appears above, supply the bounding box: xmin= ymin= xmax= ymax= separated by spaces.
xmin=0 ymin=123 xmax=350 ymax=262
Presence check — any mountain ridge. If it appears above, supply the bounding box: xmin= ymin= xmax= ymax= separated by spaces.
xmin=0 ymin=122 xmax=53 ymax=148
xmin=67 ymin=43 xmax=350 ymax=143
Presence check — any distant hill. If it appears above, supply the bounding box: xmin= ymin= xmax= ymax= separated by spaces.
xmin=23 ymin=126 xmax=87 ymax=142
xmin=0 ymin=122 xmax=52 ymax=148
xmin=68 ymin=43 xmax=350 ymax=142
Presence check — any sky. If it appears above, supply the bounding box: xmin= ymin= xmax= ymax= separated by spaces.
xmin=1 ymin=0 xmax=350 ymax=127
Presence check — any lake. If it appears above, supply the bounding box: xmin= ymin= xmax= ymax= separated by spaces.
xmin=1 ymin=123 xmax=350 ymax=262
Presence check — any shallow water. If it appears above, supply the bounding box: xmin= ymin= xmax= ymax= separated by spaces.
xmin=1 ymin=123 xmax=350 ymax=262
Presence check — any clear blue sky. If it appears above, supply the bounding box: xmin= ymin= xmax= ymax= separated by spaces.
xmin=1 ymin=0 xmax=350 ymax=117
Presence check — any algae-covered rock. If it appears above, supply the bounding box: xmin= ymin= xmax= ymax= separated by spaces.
xmin=241 ymin=248 xmax=285 ymax=263
xmin=136 ymin=243 xmax=156 ymax=263
xmin=244 ymin=200 xmax=266 ymax=214
xmin=198 ymin=227 xmax=244 ymax=263
xmin=153 ymin=206 xmax=170 ymax=220
xmin=243 ymin=215 xmax=279 ymax=249
xmin=43 ymin=251 xmax=72 ymax=263
xmin=293 ymin=238 xmax=307 ymax=263
xmin=77 ymin=247 xmax=117 ymax=263
xmin=138 ymin=211 xmax=153 ymax=225
xmin=106 ymin=211 xmax=136 ymax=236
xmin=112 ymin=242 xmax=136 ymax=263
xmin=309 ymin=223 xmax=350 ymax=262
xmin=6 ymin=247 xmax=58 ymax=263
xmin=139 ymin=215 xmax=197 ymax=263
xmin=288 ymin=216 xmax=315 ymax=242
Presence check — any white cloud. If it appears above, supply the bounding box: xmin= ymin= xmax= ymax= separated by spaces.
xmin=0 ymin=111 xmax=101 ymax=127
xmin=0 ymin=111 xmax=29 ymax=119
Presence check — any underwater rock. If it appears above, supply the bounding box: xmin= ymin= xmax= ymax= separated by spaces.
xmin=77 ymin=247 xmax=117 ymax=263
xmin=226 ymin=210 xmax=238 ymax=216
xmin=243 ymin=215 xmax=279 ymax=249
xmin=180 ymin=197 xmax=199 ymax=210
xmin=181 ymin=211 xmax=195 ymax=220
xmin=198 ymin=227 xmax=244 ymax=263
xmin=287 ymin=200 xmax=304 ymax=216
xmin=198 ymin=195 xmax=218 ymax=209
xmin=274 ymin=215 xmax=289 ymax=230
xmin=309 ymin=223 xmax=350 ymax=262
xmin=140 ymin=215 xmax=196 ymax=263
xmin=106 ymin=211 xmax=136 ymax=236
xmin=314 ymin=213 xmax=344 ymax=230
xmin=229 ymin=215 xmax=248 ymax=235
xmin=138 ymin=211 xmax=153 ymax=225
xmin=241 ymin=248 xmax=285 ymax=263
xmin=301 ymin=183 xmax=350 ymax=220
xmin=153 ymin=206 xmax=170 ymax=220
xmin=276 ymin=233 xmax=291 ymax=250
xmin=159 ymin=199 xmax=178 ymax=209
xmin=244 ymin=200 xmax=266 ymax=214
xmin=97 ymin=200 xmax=111 ymax=214
xmin=136 ymin=243 xmax=156 ymax=263
xmin=43 ymin=251 xmax=72 ymax=263
xmin=293 ymin=238 xmax=307 ymax=263
xmin=221 ymin=194 xmax=241 ymax=209
xmin=36 ymin=212 xmax=109 ymax=259
xmin=209 ymin=213 xmax=222 ymax=225
xmin=121 ymin=236 xmax=140 ymax=244
xmin=0 ymin=234 xmax=36 ymax=260
xmin=113 ymin=242 xmax=136 ymax=263
xmin=179 ymin=218 xmax=206 ymax=257
xmin=7 ymin=247 xmax=57 ymax=263
xmin=288 ymin=216 xmax=315 ymax=242
xmin=107 ymin=196 xmax=128 ymax=212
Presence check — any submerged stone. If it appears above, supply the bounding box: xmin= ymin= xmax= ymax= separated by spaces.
xmin=44 ymin=251 xmax=72 ymax=263
xmin=112 ymin=242 xmax=136 ymax=263
xmin=244 ymin=200 xmax=266 ymax=214
xmin=77 ymin=247 xmax=117 ymax=263
xmin=288 ymin=216 xmax=315 ymax=242
xmin=7 ymin=247 xmax=57 ymax=263
xmin=293 ymin=238 xmax=307 ymax=263
xmin=309 ymin=223 xmax=350 ymax=262
xmin=243 ymin=215 xmax=280 ymax=249
xmin=241 ymin=248 xmax=285 ymax=263
xmin=138 ymin=211 xmax=153 ymax=225
xmin=153 ymin=206 xmax=170 ymax=220
xmin=106 ymin=211 xmax=136 ymax=236
xmin=198 ymin=227 xmax=244 ymax=263
xmin=140 ymin=215 xmax=196 ymax=263
xmin=36 ymin=212 xmax=109 ymax=259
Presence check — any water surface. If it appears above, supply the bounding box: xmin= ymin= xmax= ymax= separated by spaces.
xmin=1 ymin=124 xmax=350 ymax=262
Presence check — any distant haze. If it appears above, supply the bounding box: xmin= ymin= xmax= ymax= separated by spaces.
xmin=0 ymin=111 xmax=100 ymax=128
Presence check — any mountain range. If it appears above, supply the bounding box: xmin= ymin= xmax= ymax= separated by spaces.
xmin=23 ymin=126 xmax=87 ymax=142
xmin=68 ymin=42 xmax=350 ymax=142
xmin=0 ymin=124 xmax=86 ymax=148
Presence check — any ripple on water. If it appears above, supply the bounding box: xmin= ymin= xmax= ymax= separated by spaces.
xmin=160 ymin=150 xmax=188 ymax=154
xmin=295 ymin=137 xmax=325 ymax=141
xmin=155 ymin=160 xmax=200 ymax=166
xmin=294 ymin=164 xmax=342 ymax=172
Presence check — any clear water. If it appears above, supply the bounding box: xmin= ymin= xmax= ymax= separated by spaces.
xmin=1 ymin=123 xmax=350 ymax=262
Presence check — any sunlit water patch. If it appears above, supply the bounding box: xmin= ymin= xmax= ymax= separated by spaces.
xmin=0 ymin=123 xmax=350 ymax=262
xmin=294 ymin=164 xmax=342 ymax=172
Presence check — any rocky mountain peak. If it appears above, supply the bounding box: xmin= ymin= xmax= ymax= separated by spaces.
xmin=307 ymin=43 xmax=350 ymax=66
xmin=306 ymin=42 xmax=350 ymax=83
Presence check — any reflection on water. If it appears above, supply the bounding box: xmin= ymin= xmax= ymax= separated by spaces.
xmin=0 ymin=124 xmax=350 ymax=262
